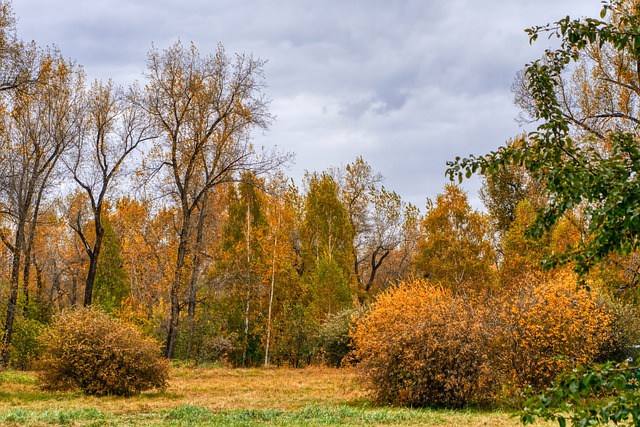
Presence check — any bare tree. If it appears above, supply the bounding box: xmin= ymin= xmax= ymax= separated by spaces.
xmin=0 ymin=49 xmax=84 ymax=366
xmin=66 ymin=80 xmax=155 ymax=306
xmin=141 ymin=41 xmax=286 ymax=358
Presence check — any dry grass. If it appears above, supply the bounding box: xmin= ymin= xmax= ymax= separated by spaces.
xmin=0 ymin=366 xmax=545 ymax=426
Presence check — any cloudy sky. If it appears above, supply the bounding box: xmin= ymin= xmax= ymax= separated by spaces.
xmin=12 ymin=0 xmax=602 ymax=210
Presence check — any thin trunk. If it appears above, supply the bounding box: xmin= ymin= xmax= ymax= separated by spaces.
xmin=22 ymin=173 xmax=48 ymax=316
xmin=242 ymin=201 xmax=251 ymax=367
xmin=1 ymin=217 xmax=25 ymax=367
xmin=264 ymin=207 xmax=281 ymax=367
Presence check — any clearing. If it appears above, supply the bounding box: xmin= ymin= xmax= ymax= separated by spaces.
xmin=0 ymin=366 xmax=542 ymax=426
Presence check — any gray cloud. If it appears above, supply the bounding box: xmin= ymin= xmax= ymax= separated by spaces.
xmin=13 ymin=0 xmax=603 ymax=209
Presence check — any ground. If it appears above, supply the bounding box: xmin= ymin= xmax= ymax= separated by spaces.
xmin=0 ymin=366 xmax=548 ymax=426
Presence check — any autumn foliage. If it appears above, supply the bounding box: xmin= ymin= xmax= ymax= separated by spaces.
xmin=493 ymin=272 xmax=614 ymax=391
xmin=350 ymin=280 xmax=494 ymax=407
xmin=37 ymin=307 xmax=169 ymax=396
xmin=351 ymin=274 xmax=615 ymax=407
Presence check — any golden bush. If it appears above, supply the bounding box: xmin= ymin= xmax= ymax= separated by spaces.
xmin=37 ymin=306 xmax=169 ymax=396
xmin=493 ymin=271 xmax=615 ymax=391
xmin=351 ymin=274 xmax=616 ymax=407
xmin=350 ymin=280 xmax=495 ymax=407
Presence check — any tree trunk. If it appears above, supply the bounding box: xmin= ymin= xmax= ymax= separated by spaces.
xmin=264 ymin=208 xmax=280 ymax=367
xmin=1 ymin=217 xmax=25 ymax=367
xmin=165 ymin=217 xmax=191 ymax=359
xmin=186 ymin=196 xmax=208 ymax=359
xmin=83 ymin=220 xmax=104 ymax=307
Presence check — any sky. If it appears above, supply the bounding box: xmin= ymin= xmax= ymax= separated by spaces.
xmin=12 ymin=0 xmax=603 ymax=210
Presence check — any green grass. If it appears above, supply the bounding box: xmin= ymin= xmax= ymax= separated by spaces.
xmin=0 ymin=367 xmax=536 ymax=426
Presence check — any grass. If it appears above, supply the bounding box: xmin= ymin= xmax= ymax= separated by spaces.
xmin=0 ymin=366 xmax=544 ymax=426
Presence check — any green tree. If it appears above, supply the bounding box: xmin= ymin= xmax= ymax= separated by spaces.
xmin=93 ymin=215 xmax=130 ymax=314
xmin=302 ymin=173 xmax=355 ymax=317
xmin=448 ymin=0 xmax=640 ymax=277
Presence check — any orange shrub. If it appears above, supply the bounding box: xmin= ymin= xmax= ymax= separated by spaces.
xmin=351 ymin=274 xmax=616 ymax=407
xmin=493 ymin=271 xmax=615 ymax=391
xmin=38 ymin=307 xmax=169 ymax=396
xmin=350 ymin=280 xmax=495 ymax=407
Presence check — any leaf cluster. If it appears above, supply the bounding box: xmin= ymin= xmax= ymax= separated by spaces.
xmin=521 ymin=360 xmax=640 ymax=426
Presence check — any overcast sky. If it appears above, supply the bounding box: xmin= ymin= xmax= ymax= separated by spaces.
xmin=12 ymin=0 xmax=603 ymax=210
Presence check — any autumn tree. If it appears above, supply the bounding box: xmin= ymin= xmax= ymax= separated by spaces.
xmin=414 ymin=184 xmax=496 ymax=295
xmin=0 ymin=49 xmax=84 ymax=366
xmin=302 ymin=172 xmax=355 ymax=317
xmin=214 ymin=173 xmax=269 ymax=366
xmin=141 ymin=41 xmax=281 ymax=358
xmin=336 ymin=157 xmax=406 ymax=295
xmin=66 ymin=79 xmax=154 ymax=306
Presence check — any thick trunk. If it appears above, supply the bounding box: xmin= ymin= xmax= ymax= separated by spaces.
xmin=186 ymin=197 xmax=207 ymax=359
xmin=83 ymin=210 xmax=104 ymax=307
xmin=165 ymin=219 xmax=190 ymax=359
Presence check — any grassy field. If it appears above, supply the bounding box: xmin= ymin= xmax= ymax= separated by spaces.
xmin=0 ymin=366 xmax=543 ymax=426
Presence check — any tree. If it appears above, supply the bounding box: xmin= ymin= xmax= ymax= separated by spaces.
xmin=302 ymin=173 xmax=356 ymax=317
xmin=337 ymin=157 xmax=406 ymax=295
xmin=92 ymin=214 xmax=130 ymax=313
xmin=141 ymin=41 xmax=282 ymax=358
xmin=447 ymin=0 xmax=640 ymax=277
xmin=445 ymin=0 xmax=640 ymax=423
xmin=414 ymin=184 xmax=496 ymax=295
xmin=0 ymin=49 xmax=83 ymax=366
xmin=66 ymin=79 xmax=154 ymax=307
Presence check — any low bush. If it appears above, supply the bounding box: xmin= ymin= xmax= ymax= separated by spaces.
xmin=317 ymin=308 xmax=363 ymax=368
xmin=9 ymin=317 xmax=45 ymax=370
xmin=350 ymin=280 xmax=494 ymax=408
xmin=351 ymin=274 xmax=616 ymax=407
xmin=37 ymin=306 xmax=169 ymax=396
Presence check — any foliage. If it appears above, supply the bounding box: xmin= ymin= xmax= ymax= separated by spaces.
xmin=492 ymin=272 xmax=615 ymax=392
xmin=520 ymin=360 xmax=640 ymax=427
xmin=351 ymin=280 xmax=495 ymax=408
xmin=8 ymin=316 xmax=44 ymax=370
xmin=317 ymin=308 xmax=363 ymax=368
xmin=447 ymin=1 xmax=640 ymax=276
xmin=93 ymin=215 xmax=130 ymax=313
xmin=37 ymin=306 xmax=169 ymax=396
xmin=302 ymin=173 xmax=356 ymax=317
xmin=414 ymin=184 xmax=496 ymax=294
xmin=351 ymin=275 xmax=616 ymax=407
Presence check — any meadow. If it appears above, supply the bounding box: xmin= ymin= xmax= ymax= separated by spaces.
xmin=0 ymin=366 xmax=552 ymax=426
xmin=0 ymin=366 xmax=544 ymax=426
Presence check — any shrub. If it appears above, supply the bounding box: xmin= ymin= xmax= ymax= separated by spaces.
xmin=350 ymin=280 xmax=494 ymax=408
xmin=37 ymin=306 xmax=169 ymax=396
xmin=493 ymin=272 xmax=615 ymax=391
xmin=351 ymin=274 xmax=616 ymax=407
xmin=10 ymin=317 xmax=45 ymax=370
xmin=317 ymin=308 xmax=363 ymax=368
